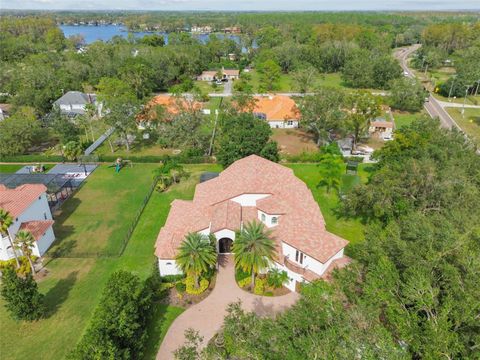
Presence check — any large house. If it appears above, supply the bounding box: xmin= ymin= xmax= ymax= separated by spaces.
xmin=0 ymin=184 xmax=55 ymax=261
xmin=155 ymin=155 xmax=350 ymax=292
xmin=53 ymin=91 xmax=101 ymax=117
xmin=369 ymin=118 xmax=394 ymax=139
xmin=253 ymin=95 xmax=300 ymax=129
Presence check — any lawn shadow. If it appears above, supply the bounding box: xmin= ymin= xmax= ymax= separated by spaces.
xmin=43 ymin=271 xmax=78 ymax=318
xmin=252 ymin=297 xmax=276 ymax=317
xmin=142 ymin=303 xmax=173 ymax=360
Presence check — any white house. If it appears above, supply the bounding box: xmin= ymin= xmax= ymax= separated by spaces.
xmin=252 ymin=95 xmax=300 ymax=129
xmin=155 ymin=155 xmax=350 ymax=292
xmin=0 ymin=184 xmax=55 ymax=260
xmin=197 ymin=68 xmax=240 ymax=81
xmin=369 ymin=118 xmax=394 ymax=139
xmin=53 ymin=91 xmax=102 ymax=117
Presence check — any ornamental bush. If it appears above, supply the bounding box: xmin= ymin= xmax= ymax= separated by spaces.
xmin=254 ymin=278 xmax=266 ymax=295
xmin=185 ymin=277 xmax=209 ymax=295
xmin=0 ymin=255 xmax=37 ymax=276
xmin=238 ymin=276 xmax=251 ymax=288
xmin=0 ymin=267 xmax=45 ymax=321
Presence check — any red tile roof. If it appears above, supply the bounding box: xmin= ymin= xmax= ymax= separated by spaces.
xmin=155 ymin=155 xmax=348 ymax=263
xmin=0 ymin=184 xmax=47 ymax=218
xmin=253 ymin=95 xmax=300 ymax=122
xmin=19 ymin=220 xmax=54 ymax=241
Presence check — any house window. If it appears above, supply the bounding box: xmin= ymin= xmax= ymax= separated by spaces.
xmin=261 ymin=213 xmax=266 ymax=222
xmin=287 ymin=121 xmax=293 ymax=126
xmin=44 ymin=212 xmax=48 ymax=220
xmin=271 ymin=217 xmax=278 ymax=225
xmin=295 ymin=250 xmax=304 ymax=265
xmin=166 ymin=262 xmax=172 ymax=266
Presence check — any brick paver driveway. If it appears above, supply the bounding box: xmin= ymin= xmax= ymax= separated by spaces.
xmin=157 ymin=255 xmax=299 ymax=359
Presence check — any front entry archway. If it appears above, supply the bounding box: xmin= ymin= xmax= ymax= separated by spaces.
xmin=218 ymin=237 xmax=233 ymax=254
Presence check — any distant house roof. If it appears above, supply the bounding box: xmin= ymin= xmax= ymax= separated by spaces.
xmin=199 ymin=71 xmax=217 ymax=77
xmin=19 ymin=220 xmax=54 ymax=241
xmin=223 ymin=69 xmax=239 ymax=76
xmin=252 ymin=95 xmax=300 ymax=122
xmin=53 ymin=91 xmax=95 ymax=107
xmin=138 ymin=95 xmax=203 ymax=122
xmin=0 ymin=184 xmax=47 ymax=218
xmin=371 ymin=120 xmax=394 ymax=129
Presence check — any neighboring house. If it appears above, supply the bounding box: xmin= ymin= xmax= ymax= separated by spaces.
xmin=0 ymin=184 xmax=55 ymax=261
xmin=137 ymin=94 xmax=203 ymax=129
xmin=223 ymin=26 xmax=241 ymax=34
xmin=252 ymin=95 xmax=300 ymax=129
xmin=0 ymin=104 xmax=11 ymax=122
xmin=369 ymin=118 xmax=394 ymax=139
xmin=155 ymin=155 xmax=350 ymax=292
xmin=191 ymin=25 xmax=212 ymax=34
xmin=53 ymin=91 xmax=102 ymax=117
xmin=197 ymin=67 xmax=240 ymax=81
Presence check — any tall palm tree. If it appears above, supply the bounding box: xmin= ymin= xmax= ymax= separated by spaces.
xmin=175 ymin=232 xmax=217 ymax=288
xmin=14 ymin=230 xmax=37 ymax=275
xmin=233 ymin=221 xmax=276 ymax=289
xmin=0 ymin=208 xmax=20 ymax=268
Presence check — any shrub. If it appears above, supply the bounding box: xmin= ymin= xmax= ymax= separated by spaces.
xmin=161 ymin=274 xmax=185 ymax=283
xmin=254 ymin=278 xmax=266 ymax=295
xmin=0 ymin=256 xmax=37 ymax=276
xmin=175 ymin=281 xmax=186 ymax=293
xmin=70 ymin=271 xmax=152 ymax=359
xmin=238 ymin=276 xmax=251 ymax=288
xmin=185 ymin=277 xmax=209 ymax=295
xmin=284 ymin=151 xmax=324 ymax=163
xmin=0 ymin=268 xmax=45 ymax=321
xmin=266 ymin=268 xmax=289 ymax=289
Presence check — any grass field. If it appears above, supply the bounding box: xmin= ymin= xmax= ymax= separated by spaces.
xmin=0 ymin=164 xmax=23 ymax=173
xmin=446 ymin=107 xmax=480 ymax=145
xmin=393 ymin=110 xmax=424 ymax=129
xmin=93 ymin=137 xmax=177 ymax=157
xmin=0 ymin=163 xmax=220 ymax=360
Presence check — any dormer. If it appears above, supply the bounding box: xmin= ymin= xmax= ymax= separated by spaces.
xmin=258 ymin=210 xmax=280 ymax=228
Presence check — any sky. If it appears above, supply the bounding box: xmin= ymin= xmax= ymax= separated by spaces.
xmin=1 ymin=0 xmax=479 ymax=11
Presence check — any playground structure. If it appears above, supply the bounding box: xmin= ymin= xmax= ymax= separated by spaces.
xmin=110 ymin=158 xmax=133 ymax=173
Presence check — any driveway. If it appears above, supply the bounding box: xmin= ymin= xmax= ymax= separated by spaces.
xmin=156 ymin=255 xmax=299 ymax=359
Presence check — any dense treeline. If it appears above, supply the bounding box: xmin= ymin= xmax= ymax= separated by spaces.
xmin=197 ymin=119 xmax=480 ymax=359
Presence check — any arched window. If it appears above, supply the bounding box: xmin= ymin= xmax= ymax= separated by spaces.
xmin=271 ymin=217 xmax=278 ymax=225
xmin=261 ymin=213 xmax=266 ymax=222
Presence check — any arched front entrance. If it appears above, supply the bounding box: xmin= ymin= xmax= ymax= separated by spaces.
xmin=218 ymin=238 xmax=233 ymax=254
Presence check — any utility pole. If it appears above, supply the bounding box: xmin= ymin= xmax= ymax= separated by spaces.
xmin=208 ymin=97 xmax=223 ymax=156
xmin=462 ymin=85 xmax=472 ymax=118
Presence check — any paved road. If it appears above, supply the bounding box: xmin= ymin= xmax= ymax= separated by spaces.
xmin=393 ymin=45 xmax=460 ymax=130
xmin=157 ymin=255 xmax=299 ymax=359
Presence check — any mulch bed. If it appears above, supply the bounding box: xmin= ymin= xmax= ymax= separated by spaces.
xmin=162 ymin=273 xmax=217 ymax=309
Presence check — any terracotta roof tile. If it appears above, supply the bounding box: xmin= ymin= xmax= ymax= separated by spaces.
xmin=155 ymin=155 xmax=349 ymax=264
xmin=253 ymin=95 xmax=300 ymax=122
xmin=18 ymin=220 xmax=54 ymax=241
xmin=0 ymin=184 xmax=47 ymax=218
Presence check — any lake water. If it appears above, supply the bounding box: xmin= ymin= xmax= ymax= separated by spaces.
xmin=60 ymin=25 xmax=243 ymax=45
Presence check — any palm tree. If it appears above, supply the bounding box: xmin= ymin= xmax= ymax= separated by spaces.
xmin=0 ymin=208 xmax=20 ymax=268
xmin=14 ymin=230 xmax=36 ymax=275
xmin=233 ymin=221 xmax=276 ymax=289
xmin=175 ymin=232 xmax=217 ymax=288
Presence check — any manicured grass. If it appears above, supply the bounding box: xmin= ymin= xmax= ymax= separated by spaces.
xmin=93 ymin=136 xmax=177 ymax=157
xmin=0 ymin=163 xmax=219 ymax=360
xmin=0 ymin=164 xmax=23 ymax=173
xmin=446 ymin=107 xmax=480 ymax=145
xmin=288 ymin=163 xmax=371 ymax=244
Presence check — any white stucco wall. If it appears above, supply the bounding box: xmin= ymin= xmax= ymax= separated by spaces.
xmin=257 ymin=210 xmax=280 ymax=228
xmin=268 ymin=120 xmax=299 ymax=129
xmin=34 ymin=227 xmax=56 ymax=257
xmin=271 ymin=261 xmax=304 ymax=292
xmin=0 ymin=192 xmax=54 ymax=261
xmin=282 ymin=242 xmax=344 ymax=276
xmin=158 ymin=259 xmax=183 ymax=276
xmin=230 ymin=193 xmax=270 ymax=207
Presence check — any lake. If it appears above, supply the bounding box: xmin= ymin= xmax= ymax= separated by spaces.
xmin=60 ymin=25 xmax=243 ymax=45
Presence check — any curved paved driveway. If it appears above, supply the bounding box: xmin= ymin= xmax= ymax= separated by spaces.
xmin=157 ymin=255 xmax=299 ymax=359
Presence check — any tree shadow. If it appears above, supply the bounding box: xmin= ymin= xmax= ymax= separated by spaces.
xmin=252 ymin=297 xmax=276 ymax=317
xmin=43 ymin=271 xmax=78 ymax=318
xmin=142 ymin=303 xmax=175 ymax=360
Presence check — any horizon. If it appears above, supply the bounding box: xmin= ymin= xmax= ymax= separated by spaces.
xmin=1 ymin=0 xmax=480 ymax=11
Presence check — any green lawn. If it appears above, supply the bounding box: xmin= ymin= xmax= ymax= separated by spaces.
xmin=288 ymin=163 xmax=371 ymax=244
xmin=0 ymin=163 xmax=219 ymax=360
xmin=0 ymin=164 xmax=23 ymax=173
xmin=93 ymin=136 xmax=177 ymax=157
xmin=446 ymin=107 xmax=480 ymax=145
xmin=393 ymin=111 xmax=424 ymax=129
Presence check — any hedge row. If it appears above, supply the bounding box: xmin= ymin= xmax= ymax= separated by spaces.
xmin=0 ymin=155 xmax=64 ymax=163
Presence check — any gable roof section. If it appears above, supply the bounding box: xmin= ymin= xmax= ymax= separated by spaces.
xmin=253 ymin=95 xmax=300 ymax=122
xmin=19 ymin=220 xmax=54 ymax=241
xmin=155 ymin=155 xmax=348 ymax=264
xmin=54 ymin=91 xmax=91 ymax=106
xmin=0 ymin=184 xmax=47 ymax=218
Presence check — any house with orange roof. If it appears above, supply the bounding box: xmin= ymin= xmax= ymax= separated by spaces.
xmin=155 ymin=155 xmax=350 ymax=292
xmin=197 ymin=67 xmax=240 ymax=81
xmin=0 ymin=184 xmax=55 ymax=261
xmin=252 ymin=95 xmax=300 ymax=129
